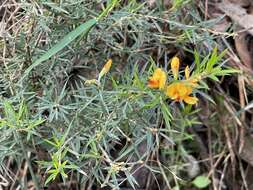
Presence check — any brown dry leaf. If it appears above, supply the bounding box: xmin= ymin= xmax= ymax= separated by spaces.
xmin=228 ymin=0 xmax=251 ymax=7
xmin=210 ymin=13 xmax=230 ymax=33
xmin=245 ymin=165 xmax=253 ymax=190
xmin=218 ymin=0 xmax=253 ymax=35
xmin=234 ymin=31 xmax=253 ymax=69
xmin=205 ymin=0 xmax=231 ymax=32
xmin=218 ymin=1 xmax=253 ymax=69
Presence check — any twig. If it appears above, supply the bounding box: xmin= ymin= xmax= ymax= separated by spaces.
xmin=239 ymin=159 xmax=249 ymax=190
xmin=238 ymin=75 xmax=246 ymax=154
xmin=207 ymin=124 xmax=218 ymax=190
xmin=204 ymin=0 xmax=208 ymax=20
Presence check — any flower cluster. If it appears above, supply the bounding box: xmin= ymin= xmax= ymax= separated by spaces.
xmin=148 ymin=57 xmax=200 ymax=105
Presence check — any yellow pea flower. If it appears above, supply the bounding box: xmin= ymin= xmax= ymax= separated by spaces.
xmin=99 ymin=59 xmax=112 ymax=80
xmin=147 ymin=56 xmax=200 ymax=105
xmin=85 ymin=79 xmax=99 ymax=86
xmin=184 ymin=65 xmax=201 ymax=87
xmin=171 ymin=56 xmax=180 ymax=80
xmin=166 ymin=82 xmax=198 ymax=104
xmin=183 ymin=95 xmax=198 ymax=104
xmin=148 ymin=68 xmax=167 ymax=90
xmin=188 ymin=77 xmax=201 ymax=87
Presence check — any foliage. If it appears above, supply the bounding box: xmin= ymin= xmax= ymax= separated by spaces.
xmin=0 ymin=0 xmax=239 ymax=189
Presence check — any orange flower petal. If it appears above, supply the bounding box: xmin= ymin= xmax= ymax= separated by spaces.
xmin=166 ymin=83 xmax=179 ymax=99
xmin=148 ymin=68 xmax=167 ymax=89
xmin=148 ymin=79 xmax=159 ymax=88
xmin=184 ymin=96 xmax=198 ymax=104
xmin=158 ymin=70 xmax=167 ymax=90
xmin=177 ymin=83 xmax=189 ymax=97
xmin=184 ymin=85 xmax=193 ymax=95
xmin=166 ymin=82 xmax=195 ymax=103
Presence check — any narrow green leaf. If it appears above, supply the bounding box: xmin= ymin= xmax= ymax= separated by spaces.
xmin=45 ymin=173 xmax=57 ymax=185
xmin=194 ymin=49 xmax=200 ymax=72
xmin=42 ymin=2 xmax=69 ymax=14
xmin=206 ymin=47 xmax=218 ymax=71
xmin=161 ymin=101 xmax=172 ymax=129
xmin=97 ymin=0 xmax=120 ymax=20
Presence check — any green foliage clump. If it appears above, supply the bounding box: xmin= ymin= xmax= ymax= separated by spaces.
xmin=0 ymin=0 xmax=238 ymax=189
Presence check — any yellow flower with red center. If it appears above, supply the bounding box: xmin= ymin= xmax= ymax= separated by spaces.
xmin=148 ymin=68 xmax=167 ymax=90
